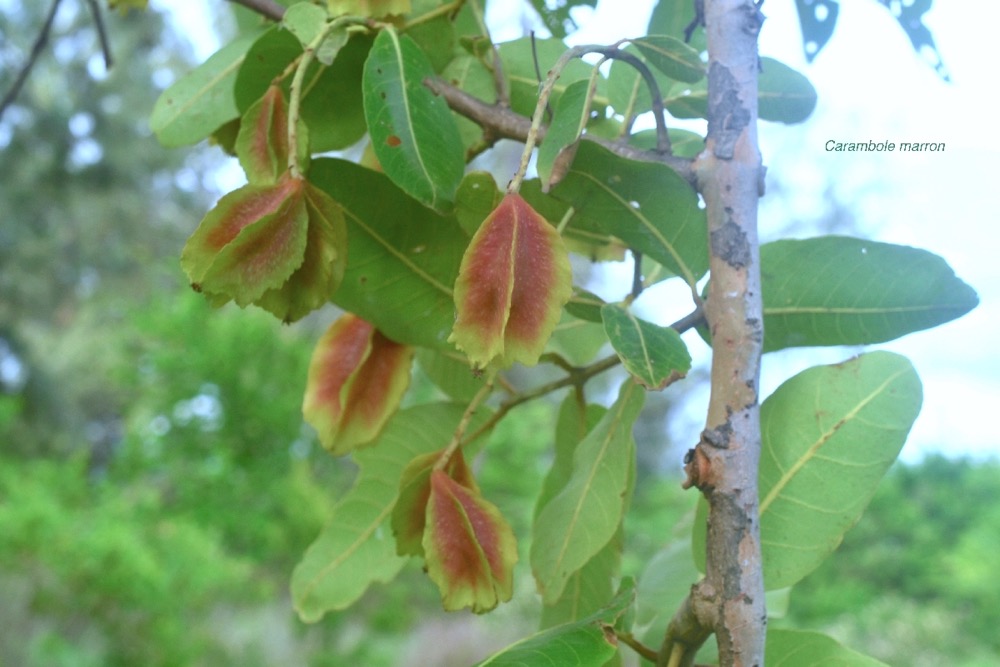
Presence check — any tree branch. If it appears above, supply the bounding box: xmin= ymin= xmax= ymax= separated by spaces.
xmin=0 ymin=0 xmax=65 ymax=122
xmin=423 ymin=77 xmax=696 ymax=187
xmin=228 ymin=0 xmax=286 ymax=22
xmin=668 ymin=1 xmax=768 ymax=666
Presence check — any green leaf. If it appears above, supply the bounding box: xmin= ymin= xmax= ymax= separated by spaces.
xmin=601 ymin=304 xmax=691 ymax=390
xmin=441 ymin=53 xmax=497 ymax=150
xmin=605 ymin=45 xmax=674 ymax=118
xmin=759 ymin=351 xmax=922 ymax=589
xmin=635 ymin=538 xmax=700 ymax=645
xmin=629 ymin=128 xmax=704 ymax=158
xmin=664 ymin=57 xmax=817 ymax=124
xmin=475 ymin=577 xmax=635 ymax=667
xmin=565 ymin=288 xmax=607 ymax=323
xmin=766 ymin=629 xmax=889 ymax=666
xmin=282 ymin=2 xmax=328 ymax=48
xmin=647 ymin=0 xmax=705 ymax=50
xmin=538 ymin=79 xmax=592 ymax=192
xmin=532 ymin=381 xmax=645 ymax=604
xmin=758 ymin=57 xmax=818 ymax=123
xmin=695 ymin=352 xmax=922 ymax=588
xmin=363 ymin=28 xmax=465 ymax=212
xmin=150 ymin=31 xmax=260 ymax=147
xmin=527 ymin=0 xmax=597 ymax=39
xmin=416 ymin=348 xmax=486 ymax=402
xmin=630 ymin=35 xmax=704 ymax=84
xmin=759 ymin=236 xmax=979 ymax=351
xmin=308 ymin=158 xmax=466 ymax=349
xmin=552 ymin=141 xmax=708 ymax=288
xmin=292 ymin=402 xmax=489 ymax=622
xmin=454 ymin=171 xmax=502 ymax=236
xmin=235 ymin=27 xmax=372 ymax=153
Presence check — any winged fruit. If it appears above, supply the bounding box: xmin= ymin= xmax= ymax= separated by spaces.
xmin=449 ymin=193 xmax=572 ymax=369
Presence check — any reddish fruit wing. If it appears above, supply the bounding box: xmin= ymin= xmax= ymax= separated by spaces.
xmin=449 ymin=193 xmax=571 ymax=369
xmin=180 ymin=181 xmax=295 ymax=285
xmin=448 ymin=195 xmax=517 ymax=368
xmin=423 ymin=470 xmax=517 ymax=613
xmin=501 ymin=194 xmax=573 ymax=366
xmin=391 ymin=451 xmax=439 ymax=556
xmin=199 ymin=175 xmax=309 ymax=305
xmin=302 ymin=314 xmax=375 ymax=453
xmin=335 ymin=330 xmax=414 ymax=454
xmin=236 ymin=85 xmax=289 ymax=186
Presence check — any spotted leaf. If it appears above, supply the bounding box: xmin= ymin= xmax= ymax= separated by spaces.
xmin=424 ymin=470 xmax=517 ymax=613
xmin=303 ymin=314 xmax=414 ymax=455
xmin=449 ymin=193 xmax=572 ymax=369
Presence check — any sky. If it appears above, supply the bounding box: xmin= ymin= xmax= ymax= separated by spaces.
xmin=159 ymin=0 xmax=997 ymax=461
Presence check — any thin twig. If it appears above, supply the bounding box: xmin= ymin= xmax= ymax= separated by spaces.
xmin=228 ymin=0 xmax=286 ymax=22
xmin=435 ymin=379 xmax=494 ymax=470
xmin=84 ymin=0 xmax=113 ymax=70
xmin=0 ymin=0 xmax=64 ymax=121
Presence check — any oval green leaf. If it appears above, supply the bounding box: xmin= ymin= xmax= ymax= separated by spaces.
xmin=363 ymin=28 xmax=465 ymax=212
xmin=308 ymin=158 xmax=466 ymax=349
xmin=531 ymin=380 xmax=644 ymax=604
xmin=601 ymin=304 xmax=691 ymax=390
xmin=759 ymin=351 xmax=921 ymax=589
xmin=150 ymin=31 xmax=260 ymax=147
xmin=760 ymin=236 xmax=979 ymax=351
xmin=538 ymin=79 xmax=592 ymax=192
xmin=552 ymin=141 xmax=708 ymax=288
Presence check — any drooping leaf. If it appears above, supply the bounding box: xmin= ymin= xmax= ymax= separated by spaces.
xmin=302 ymin=314 xmax=414 ymax=456
xmin=475 ymin=577 xmax=636 ymax=667
xmin=692 ymin=352 xmax=923 ymax=589
xmin=449 ymin=193 xmax=573 ymax=369
xmin=532 ymin=381 xmax=645 ymax=604
xmin=766 ymin=628 xmax=889 ymax=666
xmin=181 ymin=174 xmax=309 ymax=306
xmin=538 ymin=79 xmax=592 ymax=192
xmin=150 ymin=31 xmax=260 ymax=147
xmin=363 ymin=28 xmax=465 ymax=212
xmin=424 ymin=469 xmax=518 ymax=613
xmin=630 ymin=34 xmax=705 ymax=84
xmin=664 ymin=57 xmax=817 ymax=124
xmin=552 ymin=141 xmax=707 ymax=288
xmin=601 ymin=304 xmax=691 ymax=390
xmin=292 ymin=402 xmax=490 ymax=622
xmin=760 ymin=236 xmax=979 ymax=351
xmin=235 ymin=85 xmax=308 ymax=185
xmin=309 ymin=158 xmax=466 ymax=349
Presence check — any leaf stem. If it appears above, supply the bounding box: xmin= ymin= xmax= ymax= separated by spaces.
xmin=616 ymin=630 xmax=660 ymax=663
xmin=435 ymin=379 xmax=494 ymax=471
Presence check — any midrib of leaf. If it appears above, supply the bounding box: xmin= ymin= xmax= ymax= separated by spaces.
xmin=340 ymin=207 xmax=453 ymax=296
xmin=624 ymin=310 xmax=655 ymax=382
xmin=570 ymin=169 xmax=697 ymax=288
xmin=759 ymin=368 xmax=908 ymax=514
xmin=765 ymin=304 xmax=966 ymax=315
xmin=550 ymin=382 xmax=637 ymax=581
xmin=386 ymin=29 xmax=440 ymax=208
